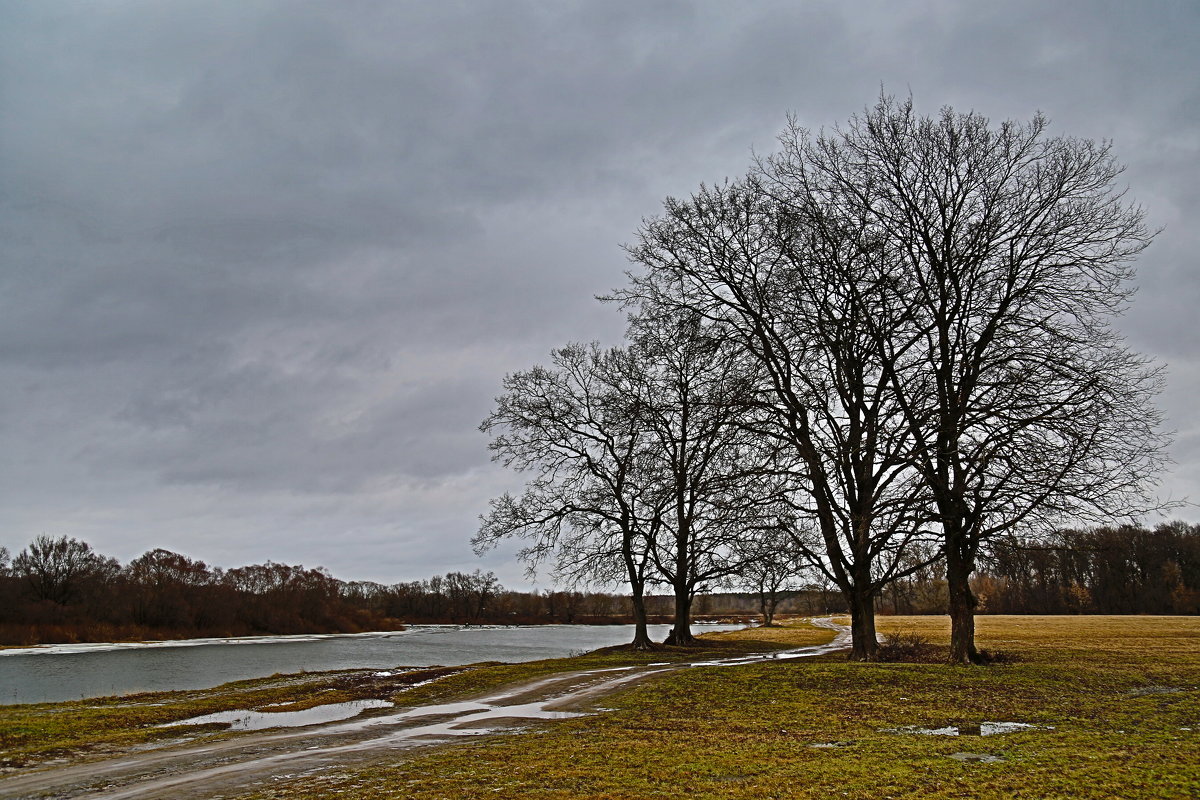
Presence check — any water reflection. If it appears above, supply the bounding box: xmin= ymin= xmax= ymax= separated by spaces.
xmin=162 ymin=699 xmax=394 ymax=731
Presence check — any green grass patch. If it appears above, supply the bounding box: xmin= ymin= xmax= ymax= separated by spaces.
xmin=0 ymin=670 xmax=371 ymax=767
xmin=5 ymin=618 xmax=1197 ymax=798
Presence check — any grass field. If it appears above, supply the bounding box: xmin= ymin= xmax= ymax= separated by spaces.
xmin=2 ymin=616 xmax=1197 ymax=798
xmin=244 ymin=616 xmax=1200 ymax=800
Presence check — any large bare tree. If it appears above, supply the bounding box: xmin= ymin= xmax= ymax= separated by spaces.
xmin=13 ymin=535 xmax=116 ymax=605
xmin=617 ymin=177 xmax=936 ymax=660
xmin=760 ymin=97 xmax=1170 ymax=662
xmin=478 ymin=324 xmax=780 ymax=648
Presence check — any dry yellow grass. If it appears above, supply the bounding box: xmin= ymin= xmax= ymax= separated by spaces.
xmin=704 ymin=618 xmax=837 ymax=646
xmin=877 ymin=614 xmax=1200 ymax=659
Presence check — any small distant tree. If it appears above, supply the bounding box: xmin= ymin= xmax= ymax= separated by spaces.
xmin=545 ymin=589 xmax=585 ymax=623
xmin=444 ymin=570 xmax=501 ymax=622
xmin=738 ymin=521 xmax=809 ymax=626
xmin=126 ymin=548 xmax=212 ymax=628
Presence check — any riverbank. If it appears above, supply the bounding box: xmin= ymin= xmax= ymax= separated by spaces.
xmin=0 ymin=627 xmax=819 ymax=794
xmin=0 ymin=623 xmax=751 ymax=705
xmin=2 ymin=616 xmax=1197 ymax=799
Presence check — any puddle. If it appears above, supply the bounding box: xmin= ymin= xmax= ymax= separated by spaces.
xmin=161 ymin=700 xmax=394 ymax=731
xmin=948 ymin=752 xmax=1004 ymax=763
xmin=128 ymin=737 xmax=194 ymax=752
xmin=712 ymin=774 xmax=751 ymax=784
xmin=883 ymin=722 xmax=1050 ymax=736
xmin=1127 ymin=685 xmax=1183 ymax=697
xmin=392 ymin=673 xmax=462 ymax=693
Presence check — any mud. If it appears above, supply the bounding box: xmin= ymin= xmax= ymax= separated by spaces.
xmin=0 ymin=618 xmax=850 ymax=800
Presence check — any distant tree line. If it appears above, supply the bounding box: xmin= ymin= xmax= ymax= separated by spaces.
xmin=3 ymin=521 xmax=1195 ymax=646
xmin=976 ymin=522 xmax=1200 ymax=615
xmin=0 ymin=535 xmax=756 ymax=646
xmin=0 ymin=536 xmax=390 ymax=645
xmin=876 ymin=522 xmax=1200 ymax=616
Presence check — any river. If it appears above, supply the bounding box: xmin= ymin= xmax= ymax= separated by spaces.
xmin=0 ymin=623 xmax=747 ymax=705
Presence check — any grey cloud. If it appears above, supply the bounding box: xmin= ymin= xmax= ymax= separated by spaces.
xmin=1 ymin=0 xmax=1196 ymax=583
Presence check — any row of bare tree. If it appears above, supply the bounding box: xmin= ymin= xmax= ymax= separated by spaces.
xmin=0 ymin=535 xmax=750 ymax=645
xmin=977 ymin=522 xmax=1200 ymax=615
xmin=478 ymin=96 xmax=1170 ymax=661
xmin=878 ymin=522 xmax=1200 ymax=616
xmin=4 ymin=520 xmax=1192 ymax=646
xmin=0 ymin=536 xmax=387 ymax=644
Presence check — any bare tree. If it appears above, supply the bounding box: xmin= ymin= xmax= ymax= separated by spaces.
xmin=443 ymin=570 xmax=501 ymax=623
xmin=126 ymin=548 xmax=213 ymax=628
xmin=761 ymin=97 xmax=1170 ymax=661
xmin=13 ymin=535 xmax=115 ymax=605
xmin=476 ymin=343 xmax=662 ymax=649
xmin=625 ymin=310 xmax=782 ymax=645
xmin=617 ymin=177 xmax=936 ymax=660
xmin=738 ymin=521 xmax=810 ymax=626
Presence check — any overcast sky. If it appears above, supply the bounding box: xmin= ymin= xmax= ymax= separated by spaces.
xmin=1 ymin=0 xmax=1197 ymax=588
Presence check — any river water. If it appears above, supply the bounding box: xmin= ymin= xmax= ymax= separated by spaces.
xmin=0 ymin=623 xmax=746 ymax=705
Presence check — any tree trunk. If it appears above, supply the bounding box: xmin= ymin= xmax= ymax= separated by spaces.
xmin=664 ymin=586 xmax=695 ymax=645
xmin=620 ymin=519 xmax=654 ymax=650
xmin=629 ymin=585 xmax=654 ymax=650
xmin=946 ymin=542 xmax=979 ymax=664
xmin=760 ymin=592 xmax=776 ymax=626
xmin=846 ymin=587 xmax=879 ymax=661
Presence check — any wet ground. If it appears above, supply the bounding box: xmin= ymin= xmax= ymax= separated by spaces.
xmin=0 ymin=619 xmax=851 ymax=800
xmin=160 ymin=699 xmax=396 ymax=732
xmin=881 ymin=721 xmax=1052 ymax=736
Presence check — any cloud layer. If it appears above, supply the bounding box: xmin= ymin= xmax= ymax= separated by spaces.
xmin=2 ymin=0 xmax=1197 ymax=584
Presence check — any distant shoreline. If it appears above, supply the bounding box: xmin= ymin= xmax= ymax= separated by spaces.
xmin=0 ymin=615 xmax=758 ymax=652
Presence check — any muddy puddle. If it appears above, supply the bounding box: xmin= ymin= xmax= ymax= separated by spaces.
xmin=883 ymin=721 xmax=1051 ymax=736
xmin=947 ymin=752 xmax=1004 ymax=763
xmin=162 ymin=699 xmax=395 ymax=731
xmin=1126 ymin=685 xmax=1184 ymax=697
